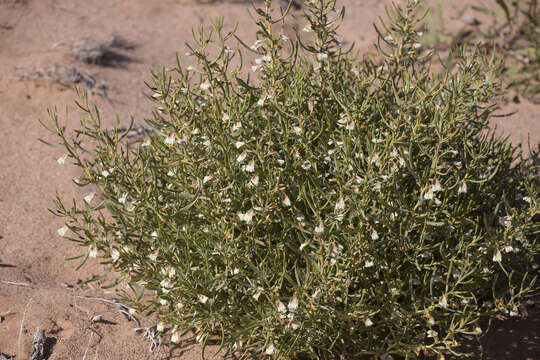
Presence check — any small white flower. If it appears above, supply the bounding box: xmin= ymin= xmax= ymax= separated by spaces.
xmin=293 ymin=126 xmax=302 ymax=135
xmin=364 ymin=259 xmax=374 ymax=268
xmin=335 ymin=197 xmax=345 ymax=211
xmin=238 ymin=209 xmax=255 ymax=224
xmin=424 ymin=187 xmax=434 ymax=200
xmin=128 ymin=308 xmax=136 ymax=315
xmin=371 ymin=229 xmax=379 ymax=240
xmin=118 ymin=192 xmax=128 ymax=204
xmin=171 ymin=328 xmax=181 ymax=343
xmin=243 ymin=159 xmax=255 ymax=173
xmin=101 ymin=169 xmax=110 ymax=178
xmin=84 ymin=192 xmax=95 ymax=204
xmin=439 ymin=295 xmax=448 ymax=308
xmin=236 ymin=151 xmax=247 ymax=163
xmin=346 ymin=121 xmax=355 ymax=130
xmin=111 ymin=249 xmax=120 ymax=262
xmin=57 ymin=225 xmax=68 ymax=237
xmin=299 ymin=241 xmax=309 ymax=251
xmin=203 ymin=175 xmax=213 ymax=184
xmin=314 ymin=221 xmax=324 ymax=234
xmin=492 ymin=249 xmax=502 ymax=262
xmin=249 ymin=175 xmax=259 ymax=187
xmin=88 ymin=245 xmax=98 ymax=258
xmin=57 ymin=154 xmax=68 ymax=165
xmin=156 ymin=322 xmax=165 ymax=332
xmin=148 ymin=250 xmax=159 ymax=261
xmin=198 ymin=294 xmax=209 ymax=304
xmin=276 ymin=300 xmax=287 ymax=313
xmin=235 ymin=141 xmax=245 ymax=149
xmin=141 ymin=138 xmax=151 ymax=147
xmin=151 ymin=231 xmax=158 ymax=238
xmin=458 ymin=181 xmax=467 ymax=194
xmin=257 ymin=96 xmax=266 ymax=107
xmin=222 ymin=113 xmax=230 ymax=122
xmin=523 ymin=196 xmax=531 ymax=204
xmin=474 ymin=326 xmax=482 ymax=335
xmin=384 ymin=34 xmax=393 ymax=42
xmin=282 ymin=194 xmax=291 ymax=207
xmin=509 ymin=306 xmax=519 ymax=316
xmin=317 ymin=53 xmax=328 ymax=61
xmin=262 ymin=54 xmax=272 ymax=62
xmin=231 ymin=122 xmax=242 ymax=133
xmin=504 ymin=245 xmax=514 ymax=253
xmin=253 ymin=286 xmax=263 ymax=300
xmin=432 ymin=179 xmax=442 ymax=192
xmin=301 ymin=160 xmax=312 ymax=170
xmin=200 ymin=80 xmax=210 ymax=91
xmin=186 ymin=65 xmax=195 ymax=71
xmin=160 ymin=279 xmax=172 ymax=290
xmin=413 ymin=42 xmax=422 ymax=49
xmin=164 ymin=134 xmax=176 ymax=145
xmin=265 ymin=343 xmax=275 ymax=355
xmin=427 ymin=329 xmax=438 ymax=338
xmin=364 ymin=318 xmax=374 ymax=327
xmin=288 ymin=296 xmax=299 ymax=312
xmin=302 ymin=24 xmax=312 ymax=32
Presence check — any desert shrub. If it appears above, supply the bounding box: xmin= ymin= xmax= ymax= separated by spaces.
xmin=43 ymin=0 xmax=539 ymax=359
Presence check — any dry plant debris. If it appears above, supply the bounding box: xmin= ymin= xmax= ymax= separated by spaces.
xmin=29 ymin=328 xmax=44 ymax=360
xmin=69 ymin=33 xmax=134 ymax=66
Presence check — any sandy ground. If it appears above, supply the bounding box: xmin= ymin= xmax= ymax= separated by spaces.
xmin=0 ymin=0 xmax=538 ymax=359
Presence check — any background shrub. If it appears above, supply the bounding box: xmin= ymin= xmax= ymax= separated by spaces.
xmin=43 ymin=0 xmax=539 ymax=358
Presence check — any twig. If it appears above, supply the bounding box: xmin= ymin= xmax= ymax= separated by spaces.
xmin=17 ymin=296 xmax=35 ymax=357
xmin=1 ymin=280 xmax=32 ymax=288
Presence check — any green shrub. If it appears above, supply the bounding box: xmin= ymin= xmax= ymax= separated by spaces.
xmin=43 ymin=0 xmax=539 ymax=358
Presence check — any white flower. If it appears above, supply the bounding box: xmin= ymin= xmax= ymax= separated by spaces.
xmin=57 ymin=154 xmax=68 ymax=165
xmin=499 ymin=215 xmax=512 ymax=228
xmin=458 ymin=181 xmax=467 ymax=194
xmin=364 ymin=318 xmax=374 ymax=327
xmin=257 ymin=96 xmax=266 ymax=107
xmin=424 ymin=187 xmax=434 ymax=200
xmin=523 ymin=196 xmax=531 ymax=204
xmin=151 ymin=231 xmax=158 ymax=238
xmin=111 ymin=249 xmax=120 ymax=262
xmin=57 ymin=225 xmax=68 ymax=237
xmin=317 ymin=53 xmax=328 ymax=61
xmin=236 ymin=151 xmax=247 ymax=163
xmin=371 ymin=229 xmax=379 ymax=240
xmin=277 ymin=159 xmax=285 ymax=166
xmin=413 ymin=42 xmax=422 ymax=49
xmin=335 ymin=197 xmax=345 ymax=211
xmin=433 ymin=179 xmax=442 ymax=192
xmin=293 ymin=126 xmax=302 ymax=135
xmin=474 ymin=326 xmax=482 ymax=335
xmin=231 ymin=122 xmax=242 ymax=133
xmin=314 ymin=221 xmax=324 ymax=234
xmin=262 ymin=54 xmax=272 ymax=62
xmin=288 ymin=296 xmax=299 ymax=312
xmin=238 ymin=209 xmax=255 ymax=224
xmin=439 ymin=295 xmax=448 ymax=308
xmin=118 ymin=192 xmax=128 ymax=204
xmin=492 ymin=249 xmax=502 ymax=262
xmin=203 ymin=175 xmax=213 ymax=184
xmin=282 ymin=194 xmax=291 ymax=207
xmin=301 ymin=160 xmax=312 ymax=170
xmin=156 ymin=322 xmax=165 ymax=332
xmin=222 ymin=113 xmax=230 ymax=122
xmin=171 ymin=328 xmax=181 ymax=343
xmin=198 ymin=294 xmax=209 ymax=304
xmin=128 ymin=308 xmax=136 ymax=315
xmin=364 ymin=259 xmax=374 ymax=268
xmin=425 ymin=313 xmax=435 ymax=325
xmin=346 ymin=121 xmax=355 ymax=130
xmin=235 ymin=141 xmax=245 ymax=149
xmin=509 ymin=306 xmax=519 ymax=316
xmin=249 ymin=175 xmax=259 ymax=187
xmin=243 ymin=159 xmax=255 ymax=172
xmin=88 ymin=245 xmax=98 ymax=258
xmin=141 ymin=138 xmax=151 ymax=147
xmin=101 ymin=169 xmax=110 ymax=178
xmin=427 ymin=329 xmax=438 ymax=338
xmin=276 ymin=300 xmax=287 ymax=313
xmin=265 ymin=343 xmax=275 ymax=355
xmin=250 ymin=39 xmax=263 ymax=50
xmin=160 ymin=279 xmax=172 ymax=291
xmin=84 ymin=192 xmax=95 ymax=204
xmin=152 ymin=92 xmax=162 ymax=99
xmin=302 ymin=24 xmax=312 ymax=32
xmin=164 ymin=134 xmax=176 ymax=145
xmin=200 ymin=80 xmax=210 ymax=91
xmin=253 ymin=286 xmax=263 ymax=300
xmin=148 ymin=250 xmax=159 ymax=261
xmin=299 ymin=241 xmax=309 ymax=251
